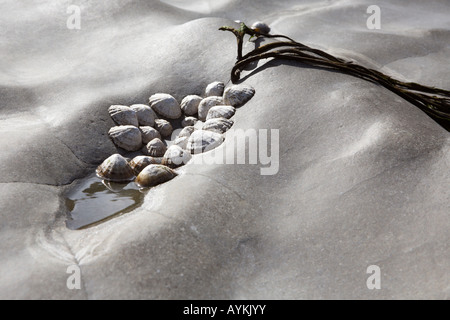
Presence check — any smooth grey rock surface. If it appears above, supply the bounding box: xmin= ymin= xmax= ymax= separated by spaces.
xmin=0 ymin=0 xmax=449 ymax=299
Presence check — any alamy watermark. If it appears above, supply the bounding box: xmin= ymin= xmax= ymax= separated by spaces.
xmin=66 ymin=265 xmax=81 ymax=290
xmin=366 ymin=265 xmax=381 ymax=290
xmin=366 ymin=5 xmax=381 ymax=30
xmin=66 ymin=5 xmax=81 ymax=30
xmin=172 ymin=128 xmax=280 ymax=176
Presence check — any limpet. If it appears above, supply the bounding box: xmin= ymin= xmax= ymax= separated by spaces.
xmin=205 ymin=81 xmax=225 ymax=97
xmin=206 ymin=105 xmax=235 ymax=120
xmin=140 ymin=126 xmax=161 ymax=144
xmin=177 ymin=126 xmax=196 ymax=138
xmin=108 ymin=125 xmax=142 ymax=152
xmin=149 ymin=93 xmax=182 ymax=119
xmin=108 ymin=105 xmax=139 ymax=127
xmin=198 ymin=96 xmax=223 ymax=121
xmin=180 ymin=95 xmax=202 ymax=116
xmin=172 ymin=136 xmax=189 ymax=150
xmin=202 ymin=118 xmax=234 ymax=134
xmin=135 ymin=164 xmax=178 ymax=188
xmin=162 ymin=145 xmax=192 ymax=168
xmin=251 ymin=21 xmax=270 ymax=34
xmin=223 ymin=84 xmax=255 ymax=107
xmin=154 ymin=119 xmax=173 ymax=138
xmin=181 ymin=116 xmax=198 ymax=128
xmin=96 ymin=153 xmax=135 ymax=182
xmin=130 ymin=104 xmax=156 ymax=127
xmin=142 ymin=138 xmax=167 ymax=157
xmin=129 ymin=155 xmax=162 ymax=174
xmin=187 ymin=130 xmax=224 ymax=154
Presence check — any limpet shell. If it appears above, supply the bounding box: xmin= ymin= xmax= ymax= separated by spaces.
xmin=180 ymin=95 xmax=202 ymax=116
xmin=154 ymin=119 xmax=173 ymax=138
xmin=96 ymin=153 xmax=135 ymax=182
xmin=223 ymin=84 xmax=255 ymax=107
xmin=198 ymin=96 xmax=223 ymax=121
xmin=202 ymin=118 xmax=234 ymax=134
xmin=149 ymin=93 xmax=182 ymax=119
xmin=181 ymin=116 xmax=198 ymax=128
xmin=130 ymin=104 xmax=156 ymax=126
xmin=187 ymin=130 xmax=224 ymax=154
xmin=108 ymin=105 xmax=139 ymax=127
xmin=142 ymin=138 xmax=167 ymax=157
xmin=162 ymin=145 xmax=192 ymax=168
xmin=205 ymin=81 xmax=225 ymax=97
xmin=129 ymin=155 xmax=162 ymax=174
xmin=177 ymin=126 xmax=196 ymax=138
xmin=108 ymin=125 xmax=143 ymax=152
xmin=172 ymin=136 xmax=189 ymax=150
xmin=140 ymin=126 xmax=161 ymax=144
xmin=193 ymin=120 xmax=205 ymax=130
xmin=251 ymin=21 xmax=270 ymax=34
xmin=135 ymin=164 xmax=178 ymax=188
xmin=206 ymin=105 xmax=236 ymax=120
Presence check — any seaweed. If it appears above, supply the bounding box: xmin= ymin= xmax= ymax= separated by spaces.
xmin=220 ymin=23 xmax=450 ymax=130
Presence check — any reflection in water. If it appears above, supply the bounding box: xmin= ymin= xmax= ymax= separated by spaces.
xmin=65 ymin=174 xmax=147 ymax=230
xmin=102 ymin=180 xmax=127 ymax=193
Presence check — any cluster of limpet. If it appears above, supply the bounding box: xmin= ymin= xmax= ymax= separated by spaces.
xmin=96 ymin=81 xmax=255 ymax=188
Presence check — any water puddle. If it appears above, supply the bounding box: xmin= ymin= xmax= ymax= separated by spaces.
xmin=65 ymin=122 xmax=185 ymax=231
xmin=65 ymin=174 xmax=147 ymax=230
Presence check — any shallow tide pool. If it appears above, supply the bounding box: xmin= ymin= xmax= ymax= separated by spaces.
xmin=65 ymin=174 xmax=147 ymax=230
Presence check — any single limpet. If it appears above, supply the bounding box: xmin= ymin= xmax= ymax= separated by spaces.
xmin=193 ymin=120 xmax=205 ymax=130
xmin=202 ymin=118 xmax=234 ymax=134
xmin=130 ymin=104 xmax=156 ymax=127
xmin=172 ymin=136 xmax=189 ymax=150
xmin=154 ymin=119 xmax=173 ymax=137
xmin=198 ymin=96 xmax=223 ymax=121
xmin=177 ymin=126 xmax=196 ymax=138
xmin=181 ymin=116 xmax=198 ymax=128
xmin=223 ymin=84 xmax=255 ymax=107
xmin=206 ymin=105 xmax=236 ymax=120
xmin=180 ymin=95 xmax=202 ymax=116
xmin=108 ymin=125 xmax=143 ymax=152
xmin=140 ymin=126 xmax=161 ymax=144
xmin=129 ymin=155 xmax=162 ymax=174
xmin=96 ymin=153 xmax=135 ymax=182
xmin=205 ymin=81 xmax=225 ymax=97
xmin=149 ymin=93 xmax=182 ymax=119
xmin=187 ymin=130 xmax=224 ymax=154
xmin=108 ymin=105 xmax=139 ymax=127
xmin=135 ymin=164 xmax=178 ymax=188
xmin=251 ymin=21 xmax=270 ymax=34
xmin=142 ymin=138 xmax=167 ymax=157
xmin=162 ymin=145 xmax=192 ymax=168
